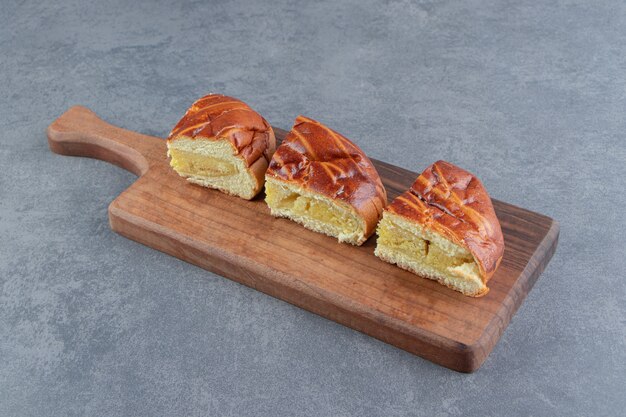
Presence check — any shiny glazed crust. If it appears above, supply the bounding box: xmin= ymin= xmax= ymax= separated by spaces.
xmin=387 ymin=160 xmax=504 ymax=283
xmin=167 ymin=94 xmax=276 ymax=187
xmin=266 ymin=115 xmax=387 ymax=239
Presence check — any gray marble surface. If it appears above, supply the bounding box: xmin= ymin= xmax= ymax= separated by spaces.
xmin=1 ymin=0 xmax=625 ymax=416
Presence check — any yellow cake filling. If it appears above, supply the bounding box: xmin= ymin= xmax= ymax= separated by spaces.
xmin=265 ymin=178 xmax=365 ymax=245
xmin=375 ymin=211 xmax=486 ymax=295
xmin=169 ymin=148 xmax=238 ymax=177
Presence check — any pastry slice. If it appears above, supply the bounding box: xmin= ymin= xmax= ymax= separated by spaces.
xmin=375 ymin=161 xmax=504 ymax=296
xmin=167 ymin=94 xmax=275 ymax=199
xmin=265 ymin=116 xmax=387 ymax=245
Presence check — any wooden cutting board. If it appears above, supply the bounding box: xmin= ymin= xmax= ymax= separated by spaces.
xmin=47 ymin=106 xmax=559 ymax=372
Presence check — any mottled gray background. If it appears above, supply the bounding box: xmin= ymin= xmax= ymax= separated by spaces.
xmin=1 ymin=0 xmax=625 ymax=416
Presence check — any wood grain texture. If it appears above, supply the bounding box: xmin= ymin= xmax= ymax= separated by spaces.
xmin=47 ymin=106 xmax=559 ymax=372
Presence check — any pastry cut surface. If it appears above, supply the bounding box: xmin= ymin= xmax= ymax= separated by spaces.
xmin=167 ymin=94 xmax=275 ymax=199
xmin=375 ymin=161 xmax=504 ymax=296
xmin=265 ymin=116 xmax=387 ymax=245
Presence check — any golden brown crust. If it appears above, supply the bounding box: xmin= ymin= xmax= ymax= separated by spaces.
xmin=167 ymin=94 xmax=276 ymax=167
xmin=266 ymin=115 xmax=387 ymax=238
xmin=387 ymin=161 xmax=504 ymax=283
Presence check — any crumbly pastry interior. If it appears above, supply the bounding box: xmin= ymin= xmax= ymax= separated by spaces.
xmin=375 ymin=211 xmax=487 ymax=296
xmin=265 ymin=178 xmax=366 ymax=245
xmin=168 ymin=137 xmax=261 ymax=200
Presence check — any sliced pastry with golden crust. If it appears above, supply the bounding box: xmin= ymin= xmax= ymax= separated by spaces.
xmin=375 ymin=161 xmax=504 ymax=296
xmin=265 ymin=116 xmax=387 ymax=245
xmin=167 ymin=94 xmax=276 ymax=199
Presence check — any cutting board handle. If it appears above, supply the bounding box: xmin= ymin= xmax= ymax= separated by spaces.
xmin=47 ymin=106 xmax=164 ymax=176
